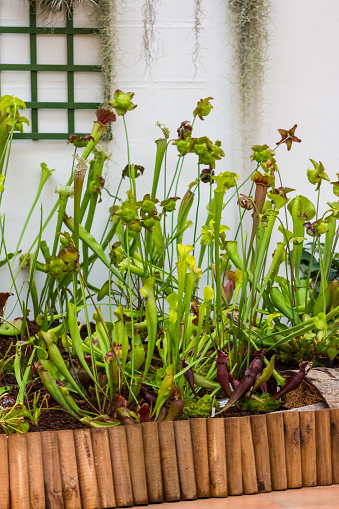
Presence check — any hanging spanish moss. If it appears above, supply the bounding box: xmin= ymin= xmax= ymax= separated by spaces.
xmin=192 ymin=0 xmax=204 ymax=73
xmin=35 ymin=0 xmax=98 ymax=15
xmin=228 ymin=0 xmax=272 ymax=159
xmin=141 ymin=0 xmax=158 ymax=71
xmin=93 ymin=0 xmax=118 ymax=105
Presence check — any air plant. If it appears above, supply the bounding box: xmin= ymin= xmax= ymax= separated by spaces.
xmin=34 ymin=0 xmax=98 ymax=14
xmin=141 ymin=0 xmax=159 ymax=71
xmin=227 ymin=0 xmax=272 ymax=164
xmin=192 ymin=0 xmax=204 ymax=73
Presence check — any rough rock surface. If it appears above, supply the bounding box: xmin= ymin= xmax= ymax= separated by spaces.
xmin=305 ymin=367 xmax=339 ymax=409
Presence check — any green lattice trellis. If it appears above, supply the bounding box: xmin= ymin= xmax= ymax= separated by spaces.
xmin=0 ymin=1 xmax=105 ymax=140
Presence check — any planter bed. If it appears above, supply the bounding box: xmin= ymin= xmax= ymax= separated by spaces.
xmin=1 ymin=408 xmax=339 ymax=509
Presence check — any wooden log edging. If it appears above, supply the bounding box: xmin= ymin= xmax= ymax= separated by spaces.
xmin=1 ymin=408 xmax=338 ymax=509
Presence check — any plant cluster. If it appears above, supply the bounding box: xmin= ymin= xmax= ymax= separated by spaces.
xmin=0 ymin=90 xmax=337 ymax=432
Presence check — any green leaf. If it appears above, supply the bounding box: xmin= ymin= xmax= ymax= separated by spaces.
xmin=193 ymin=372 xmax=219 ymax=390
xmin=313 ymin=312 xmax=328 ymax=330
xmin=203 ymin=285 xmax=214 ymax=302
xmin=0 ymin=318 xmax=23 ymax=336
xmin=154 ymin=365 xmax=174 ymax=418
xmin=140 ymin=277 xmax=158 ymax=381
xmin=278 ymin=225 xmax=293 ymax=243
xmin=287 ymin=195 xmax=316 ymax=222
xmin=251 ymin=355 xmax=275 ymax=394
xmin=327 ymin=338 xmax=338 ymax=361
xmin=313 ymin=284 xmax=330 ymax=316
xmin=98 ymin=280 xmax=109 ymax=301
xmin=268 ymin=192 xmax=285 ymax=211
xmin=35 ymin=345 xmax=48 ymax=360
xmin=0 ymin=253 xmax=15 ymax=267
xmin=152 ymin=220 xmax=164 ymax=257
xmin=132 ymin=334 xmax=145 ymax=371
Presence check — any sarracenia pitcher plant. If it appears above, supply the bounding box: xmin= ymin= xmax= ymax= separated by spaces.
xmin=2 ymin=91 xmax=336 ymax=426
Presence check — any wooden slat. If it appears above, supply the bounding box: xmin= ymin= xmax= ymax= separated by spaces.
xmin=174 ymin=420 xmax=197 ymax=500
xmin=0 ymin=435 xmax=10 ymax=509
xmin=41 ymin=431 xmax=65 ymax=509
xmin=207 ymin=419 xmax=227 ymax=498
xmin=57 ymin=430 xmax=81 ymax=509
xmin=330 ymin=409 xmax=339 ymax=484
xmin=299 ymin=411 xmax=317 ymax=487
xmin=190 ymin=419 xmax=210 ymax=498
xmin=239 ymin=416 xmax=258 ymax=494
xmin=266 ymin=413 xmax=287 ymax=491
xmin=225 ymin=417 xmax=243 ymax=495
xmin=108 ymin=427 xmax=133 ymax=507
xmin=283 ymin=411 xmax=302 ymax=488
xmin=125 ymin=425 xmax=148 ymax=506
xmin=315 ymin=409 xmax=332 ymax=485
xmin=74 ymin=430 xmax=100 ymax=509
xmin=91 ymin=428 xmax=116 ymax=508
xmin=6 ymin=408 xmax=339 ymax=509
xmin=27 ymin=433 xmax=45 ymax=509
xmin=158 ymin=421 xmax=180 ymax=502
xmin=8 ymin=434 xmax=30 ymax=509
xmin=250 ymin=414 xmax=272 ymax=493
xmin=142 ymin=422 xmax=164 ymax=503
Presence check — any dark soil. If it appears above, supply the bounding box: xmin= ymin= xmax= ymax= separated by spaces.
xmin=0 ymin=321 xmax=89 ymax=433
xmin=0 ymin=320 xmax=326 ymax=434
xmin=27 ymin=409 xmax=87 ymax=433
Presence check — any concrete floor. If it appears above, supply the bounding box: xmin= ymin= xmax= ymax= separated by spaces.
xmin=134 ymin=485 xmax=339 ymax=509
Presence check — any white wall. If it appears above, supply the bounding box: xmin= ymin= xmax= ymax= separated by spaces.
xmin=1 ymin=0 xmax=339 ymax=318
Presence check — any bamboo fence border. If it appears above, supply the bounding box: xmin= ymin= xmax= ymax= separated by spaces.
xmin=0 ymin=408 xmax=338 ymax=509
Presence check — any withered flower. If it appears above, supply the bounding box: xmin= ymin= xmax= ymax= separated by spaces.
xmin=122 ymin=164 xmax=144 ymax=179
xmin=200 ymin=167 xmax=215 ymax=183
xmin=67 ymin=134 xmax=94 ymax=148
xmin=303 ymin=219 xmax=329 ymax=237
xmin=82 ymin=108 xmax=116 ymax=160
xmin=0 ymin=292 xmax=12 ymax=317
xmin=160 ymin=196 xmax=180 ymax=215
xmin=95 ymin=108 xmax=117 ymax=127
xmin=89 ymin=175 xmax=105 ymax=203
xmin=177 ymin=120 xmax=192 ymax=139
xmin=276 ymin=124 xmax=301 ymax=151
xmin=237 ymin=193 xmax=253 ymax=210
